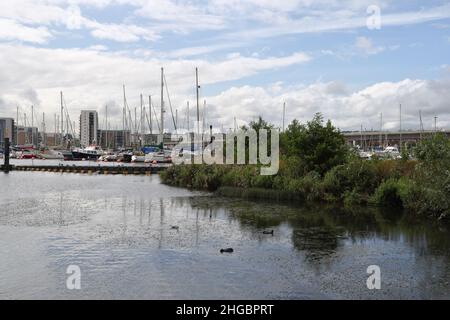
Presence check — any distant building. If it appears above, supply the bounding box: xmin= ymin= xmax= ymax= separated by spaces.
xmin=80 ymin=110 xmax=98 ymax=147
xmin=43 ymin=132 xmax=60 ymax=147
xmin=0 ymin=118 xmax=15 ymax=148
xmin=16 ymin=126 xmax=39 ymax=147
xmin=129 ymin=133 xmax=174 ymax=148
xmin=99 ymin=130 xmax=131 ymax=150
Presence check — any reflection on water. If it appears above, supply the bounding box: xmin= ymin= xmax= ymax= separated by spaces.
xmin=0 ymin=172 xmax=449 ymax=299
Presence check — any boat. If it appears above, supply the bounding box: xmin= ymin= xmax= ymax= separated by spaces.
xmin=99 ymin=153 xmax=118 ymax=162
xmin=383 ymin=146 xmax=401 ymax=159
xmin=131 ymin=154 xmax=146 ymax=162
xmin=38 ymin=149 xmax=64 ymax=160
xmin=19 ymin=150 xmax=37 ymax=159
xmin=144 ymin=148 xmax=173 ymax=163
xmin=72 ymin=146 xmax=104 ymax=160
xmin=144 ymin=151 xmax=165 ymax=163
xmin=358 ymin=150 xmax=373 ymax=160
xmin=59 ymin=150 xmax=75 ymax=161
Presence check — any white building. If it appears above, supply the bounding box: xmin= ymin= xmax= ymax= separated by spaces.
xmin=79 ymin=110 xmax=98 ymax=147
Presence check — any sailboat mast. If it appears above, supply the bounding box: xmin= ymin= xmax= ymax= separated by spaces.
xmin=106 ymin=104 xmax=108 ymax=149
xmin=160 ymin=67 xmax=164 ymax=145
xmin=54 ymin=114 xmax=57 ymax=144
xmin=187 ymin=101 xmax=190 ymax=132
xmin=60 ymin=91 xmax=64 ymax=146
xmin=134 ymin=107 xmax=137 ymax=146
xmin=31 ymin=105 xmax=34 ymax=146
xmin=196 ymin=68 xmax=200 ymax=135
xmin=282 ymin=102 xmax=286 ymax=132
xmin=24 ymin=113 xmax=28 ymax=145
xmin=140 ymin=93 xmax=144 ymax=145
xmin=149 ymin=95 xmax=153 ymax=135
xmin=122 ymin=84 xmax=126 ymax=148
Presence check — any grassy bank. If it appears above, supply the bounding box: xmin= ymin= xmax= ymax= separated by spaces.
xmin=161 ymin=115 xmax=450 ymax=222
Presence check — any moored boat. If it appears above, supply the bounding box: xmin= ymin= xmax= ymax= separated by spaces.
xmin=72 ymin=146 xmax=104 ymax=160
xmin=38 ymin=149 xmax=65 ymax=160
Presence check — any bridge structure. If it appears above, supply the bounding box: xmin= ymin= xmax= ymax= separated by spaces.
xmin=342 ymin=130 xmax=450 ymax=150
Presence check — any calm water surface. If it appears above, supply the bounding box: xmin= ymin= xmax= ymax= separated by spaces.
xmin=0 ymin=172 xmax=449 ymax=299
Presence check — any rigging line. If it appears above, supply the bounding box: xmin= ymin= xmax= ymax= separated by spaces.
xmin=145 ymin=109 xmax=152 ymax=136
xmin=62 ymin=96 xmax=75 ymax=138
xmin=150 ymin=98 xmax=161 ymax=132
xmin=142 ymin=98 xmax=151 ymax=134
xmin=123 ymin=88 xmax=133 ymax=132
xmin=163 ymin=74 xmax=177 ymax=131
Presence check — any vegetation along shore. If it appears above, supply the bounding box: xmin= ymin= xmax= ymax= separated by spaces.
xmin=161 ymin=114 xmax=450 ymax=222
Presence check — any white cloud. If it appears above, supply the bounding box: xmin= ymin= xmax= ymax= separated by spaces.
xmin=1 ymin=1 xmax=449 ymax=46
xmin=220 ymin=2 xmax=450 ymax=41
xmin=135 ymin=0 xmax=226 ymax=33
xmin=0 ymin=18 xmax=52 ymax=43
xmin=0 ymin=1 xmax=162 ymax=44
xmin=0 ymin=41 xmax=449 ymax=133
xmin=355 ymin=36 xmax=385 ymax=55
xmin=0 ymin=43 xmax=311 ymax=130
xmin=88 ymin=22 xmax=160 ymax=42
xmin=204 ymin=79 xmax=450 ymax=131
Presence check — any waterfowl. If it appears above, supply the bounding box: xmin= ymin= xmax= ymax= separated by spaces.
xmin=220 ymin=248 xmax=234 ymax=254
xmin=170 ymin=226 xmax=180 ymax=230
xmin=263 ymin=230 xmax=274 ymax=235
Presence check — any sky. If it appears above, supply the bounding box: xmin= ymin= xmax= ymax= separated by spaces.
xmin=0 ymin=0 xmax=450 ymax=134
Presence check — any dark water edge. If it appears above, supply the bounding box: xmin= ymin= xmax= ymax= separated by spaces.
xmin=0 ymin=172 xmax=450 ymax=300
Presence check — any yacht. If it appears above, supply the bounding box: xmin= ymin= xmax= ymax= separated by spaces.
xmin=383 ymin=146 xmax=401 ymax=159
xmin=72 ymin=146 xmax=104 ymax=160
xmin=38 ymin=149 xmax=64 ymax=160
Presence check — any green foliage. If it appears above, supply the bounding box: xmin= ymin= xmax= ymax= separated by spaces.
xmin=411 ymin=133 xmax=450 ymax=219
xmin=245 ymin=116 xmax=274 ymax=132
xmin=281 ymin=113 xmax=349 ymax=176
xmin=322 ymin=159 xmax=380 ymax=200
xmin=161 ymin=115 xmax=450 ymax=222
xmin=370 ymin=178 xmax=421 ymax=211
xmin=414 ymin=133 xmax=450 ymax=162
xmin=370 ymin=179 xmax=406 ymax=208
xmin=343 ymin=189 xmax=367 ymax=207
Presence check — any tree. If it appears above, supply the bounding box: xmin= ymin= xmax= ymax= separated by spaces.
xmin=414 ymin=133 xmax=450 ymax=163
xmin=240 ymin=116 xmax=275 ymax=162
xmin=281 ymin=113 xmax=348 ymax=176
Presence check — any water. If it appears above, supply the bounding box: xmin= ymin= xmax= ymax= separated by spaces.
xmin=0 ymin=172 xmax=449 ymax=300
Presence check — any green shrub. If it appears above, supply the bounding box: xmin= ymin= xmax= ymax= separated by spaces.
xmin=370 ymin=179 xmax=404 ymax=207
xmin=322 ymin=159 xmax=379 ymax=200
xmin=343 ymin=189 xmax=367 ymax=207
